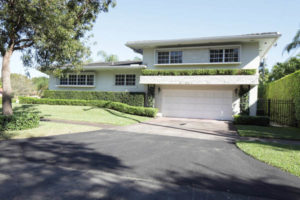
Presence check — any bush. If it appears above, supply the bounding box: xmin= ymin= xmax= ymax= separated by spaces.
xmin=265 ymin=70 xmax=300 ymax=121
xmin=0 ymin=113 xmax=40 ymax=131
xmin=233 ymin=115 xmax=270 ymax=126
xmin=19 ymin=97 xmax=158 ymax=117
xmin=42 ymin=90 xmax=145 ymax=107
xmin=141 ymin=69 xmax=256 ymax=76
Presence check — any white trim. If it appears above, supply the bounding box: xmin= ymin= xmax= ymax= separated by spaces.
xmin=57 ymin=72 xmax=96 ymax=87
xmin=154 ymin=62 xmax=241 ymax=67
xmin=140 ymin=75 xmax=259 ymax=85
xmin=56 ymin=85 xmax=95 ymax=88
xmin=114 ymin=73 xmax=137 ymax=87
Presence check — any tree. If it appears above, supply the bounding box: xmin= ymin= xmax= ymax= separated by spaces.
xmin=284 ymin=29 xmax=300 ymax=53
xmin=97 ymin=50 xmax=119 ymax=62
xmin=268 ymin=56 xmax=300 ymax=82
xmin=11 ymin=73 xmax=35 ymax=96
xmin=32 ymin=77 xmax=49 ymax=96
xmin=0 ymin=0 xmax=115 ymax=116
xmin=133 ymin=56 xmax=142 ymax=61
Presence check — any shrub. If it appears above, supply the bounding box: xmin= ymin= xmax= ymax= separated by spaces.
xmin=265 ymin=70 xmax=300 ymax=122
xmin=141 ymin=69 xmax=256 ymax=76
xmin=233 ymin=115 xmax=270 ymax=126
xmin=19 ymin=97 xmax=158 ymax=117
xmin=0 ymin=113 xmax=40 ymax=131
xmin=42 ymin=90 xmax=145 ymax=106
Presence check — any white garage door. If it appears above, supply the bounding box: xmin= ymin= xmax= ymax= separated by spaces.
xmin=161 ymin=89 xmax=233 ymax=120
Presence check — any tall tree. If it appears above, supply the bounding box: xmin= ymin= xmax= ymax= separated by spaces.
xmin=284 ymin=29 xmax=300 ymax=53
xmin=97 ymin=50 xmax=119 ymax=62
xmin=0 ymin=0 xmax=115 ymax=116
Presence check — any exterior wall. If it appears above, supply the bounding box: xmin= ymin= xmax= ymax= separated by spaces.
xmin=142 ymin=42 xmax=260 ymax=71
xmin=154 ymin=85 xmax=240 ymax=116
xmin=49 ymin=69 xmax=146 ymax=93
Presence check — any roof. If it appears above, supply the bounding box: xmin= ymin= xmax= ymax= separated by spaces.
xmin=126 ymin=32 xmax=281 ymax=58
xmin=83 ymin=60 xmax=146 ymax=70
xmin=85 ymin=60 xmax=142 ymax=67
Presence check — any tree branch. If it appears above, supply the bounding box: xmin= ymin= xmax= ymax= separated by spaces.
xmin=15 ymin=38 xmax=32 ymax=45
xmin=13 ymin=42 xmax=34 ymax=50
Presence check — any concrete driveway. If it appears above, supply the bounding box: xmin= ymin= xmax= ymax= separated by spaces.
xmin=0 ymin=118 xmax=300 ymax=200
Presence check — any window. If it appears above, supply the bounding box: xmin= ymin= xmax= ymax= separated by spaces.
xmin=115 ymin=74 xmax=125 ymax=85
xmin=58 ymin=74 xmax=95 ymax=86
xmin=210 ymin=48 xmax=239 ymax=63
xmin=225 ymin=49 xmax=239 ymax=62
xmin=170 ymin=51 xmax=182 ymax=63
xmin=68 ymin=75 xmax=77 ymax=85
xmin=87 ymin=75 xmax=94 ymax=85
xmin=157 ymin=51 xmax=182 ymax=64
xmin=157 ymin=52 xmax=169 ymax=64
xmin=126 ymin=74 xmax=136 ymax=85
xmin=115 ymin=74 xmax=136 ymax=86
xmin=78 ymin=75 xmax=86 ymax=85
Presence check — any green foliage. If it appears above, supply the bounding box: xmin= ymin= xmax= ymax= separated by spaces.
xmin=268 ymin=57 xmax=300 ymax=82
xmin=43 ymin=90 xmax=145 ymax=106
xmin=19 ymin=97 xmax=158 ymax=117
xmin=0 ymin=0 xmax=115 ymax=70
xmin=141 ymin=69 xmax=256 ymax=76
xmin=11 ymin=73 xmax=35 ymax=96
xmin=32 ymin=77 xmax=49 ymax=95
xmin=233 ymin=115 xmax=270 ymax=126
xmin=97 ymin=50 xmax=119 ymax=62
xmin=0 ymin=113 xmax=39 ymax=131
xmin=284 ymin=29 xmax=300 ymax=53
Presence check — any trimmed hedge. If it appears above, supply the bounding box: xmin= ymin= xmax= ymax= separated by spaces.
xmin=19 ymin=97 xmax=158 ymax=117
xmin=141 ymin=69 xmax=256 ymax=76
xmin=265 ymin=70 xmax=300 ymax=122
xmin=0 ymin=113 xmax=40 ymax=131
xmin=43 ymin=90 xmax=145 ymax=107
xmin=233 ymin=115 xmax=270 ymax=126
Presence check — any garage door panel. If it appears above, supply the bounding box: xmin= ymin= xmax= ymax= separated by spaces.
xmin=161 ymin=89 xmax=233 ymax=120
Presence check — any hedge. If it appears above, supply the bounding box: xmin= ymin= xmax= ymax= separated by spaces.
xmin=0 ymin=113 xmax=40 ymax=131
xmin=42 ymin=90 xmax=145 ymax=107
xmin=141 ymin=69 xmax=256 ymax=76
xmin=19 ymin=97 xmax=158 ymax=117
xmin=233 ymin=115 xmax=270 ymax=126
xmin=265 ymin=70 xmax=300 ymax=122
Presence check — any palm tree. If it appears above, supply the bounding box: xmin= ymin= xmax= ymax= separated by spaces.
xmin=284 ymin=29 xmax=300 ymax=53
xmin=97 ymin=50 xmax=119 ymax=62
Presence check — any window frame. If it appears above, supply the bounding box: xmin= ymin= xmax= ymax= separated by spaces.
xmin=57 ymin=73 xmax=95 ymax=87
xmin=209 ymin=48 xmax=240 ymax=63
xmin=157 ymin=50 xmax=183 ymax=64
xmin=115 ymin=74 xmax=136 ymax=86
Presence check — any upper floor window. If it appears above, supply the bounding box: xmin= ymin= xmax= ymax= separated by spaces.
xmin=210 ymin=48 xmax=239 ymax=63
xmin=59 ymin=74 xmax=94 ymax=86
xmin=115 ymin=74 xmax=136 ymax=86
xmin=157 ymin=51 xmax=182 ymax=64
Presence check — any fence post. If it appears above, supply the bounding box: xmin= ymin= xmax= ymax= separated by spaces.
xmin=267 ymin=99 xmax=271 ymax=117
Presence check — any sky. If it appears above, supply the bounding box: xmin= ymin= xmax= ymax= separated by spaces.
xmin=2 ymin=0 xmax=300 ymax=77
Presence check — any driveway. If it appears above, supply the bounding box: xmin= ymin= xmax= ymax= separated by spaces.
xmin=0 ymin=118 xmax=300 ymax=200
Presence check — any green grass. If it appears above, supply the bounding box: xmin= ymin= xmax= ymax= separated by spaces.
xmin=237 ymin=141 xmax=300 ymax=177
xmin=9 ymin=103 xmax=151 ymax=126
xmin=0 ymin=121 xmax=100 ymax=140
xmin=236 ymin=125 xmax=300 ymax=140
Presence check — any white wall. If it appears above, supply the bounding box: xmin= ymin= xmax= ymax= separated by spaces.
xmin=49 ymin=69 xmax=147 ymax=93
xmin=142 ymin=42 xmax=260 ymax=71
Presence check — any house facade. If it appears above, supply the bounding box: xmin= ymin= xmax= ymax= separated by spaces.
xmin=48 ymin=32 xmax=281 ymax=120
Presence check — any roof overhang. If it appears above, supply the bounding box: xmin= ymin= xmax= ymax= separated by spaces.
xmin=140 ymin=75 xmax=259 ymax=85
xmin=82 ymin=65 xmax=147 ymax=71
xmin=126 ymin=32 xmax=281 ymax=58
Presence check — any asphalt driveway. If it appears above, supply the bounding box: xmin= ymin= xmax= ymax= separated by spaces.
xmin=0 ymin=118 xmax=300 ymax=200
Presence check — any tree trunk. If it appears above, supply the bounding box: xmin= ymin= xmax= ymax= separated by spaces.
xmin=1 ymin=46 xmax=13 ymax=116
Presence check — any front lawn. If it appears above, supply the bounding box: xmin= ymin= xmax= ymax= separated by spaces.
xmin=237 ymin=141 xmax=300 ymax=177
xmin=0 ymin=121 xmax=100 ymax=140
xmin=235 ymin=125 xmax=300 ymax=140
xmin=9 ymin=103 xmax=151 ymax=126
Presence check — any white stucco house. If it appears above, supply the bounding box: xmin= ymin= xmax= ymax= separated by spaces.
xmin=48 ymin=32 xmax=281 ymax=120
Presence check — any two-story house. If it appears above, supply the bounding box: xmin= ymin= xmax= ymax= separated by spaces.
xmin=48 ymin=32 xmax=281 ymax=120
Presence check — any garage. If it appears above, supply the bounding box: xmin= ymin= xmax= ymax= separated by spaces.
xmin=161 ymin=88 xmax=233 ymax=120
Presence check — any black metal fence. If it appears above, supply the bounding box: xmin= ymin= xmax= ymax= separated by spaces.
xmin=257 ymin=99 xmax=297 ymax=126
